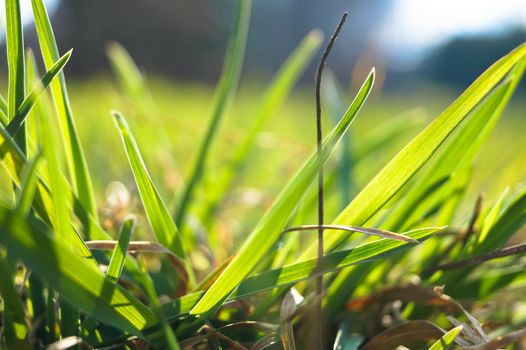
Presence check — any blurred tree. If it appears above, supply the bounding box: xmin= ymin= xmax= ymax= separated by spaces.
xmin=14 ymin=0 xmax=391 ymax=81
xmin=417 ymin=28 xmax=526 ymax=91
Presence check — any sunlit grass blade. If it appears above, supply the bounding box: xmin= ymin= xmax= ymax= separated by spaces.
xmin=15 ymin=150 xmax=42 ymax=216
xmin=0 ymin=207 xmax=159 ymax=336
xmin=201 ymin=30 xmax=323 ymax=226
xmin=106 ymin=41 xmax=156 ymax=115
xmin=0 ymin=94 xmax=8 ymax=126
xmin=0 ymin=252 xmax=30 ymax=349
xmin=7 ymin=50 xmax=72 ymax=136
xmin=474 ymin=185 xmax=526 ymax=254
xmin=0 ymin=122 xmax=114 ymax=243
xmin=6 ymin=0 xmax=27 ymax=155
xmin=175 ymin=0 xmax=251 ymax=228
xmin=137 ymin=258 xmax=181 ymax=350
xmin=189 ymin=69 xmax=374 ymax=316
xmin=33 ymin=58 xmax=93 ymax=266
xmin=302 ymin=42 xmax=526 ymax=258
xmin=282 ymin=224 xmax=420 ymax=244
xmin=106 ymin=217 xmax=135 ymax=283
xmin=31 ymin=0 xmax=98 ymax=222
xmin=384 ymin=56 xmax=526 ymax=232
xmin=112 ymin=111 xmax=192 ymax=279
xmin=428 ymin=325 xmax=463 ymax=350
xmin=157 ymin=226 xmax=438 ymax=323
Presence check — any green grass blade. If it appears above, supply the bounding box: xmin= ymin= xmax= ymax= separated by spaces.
xmin=0 ymin=123 xmax=115 ymax=244
xmin=475 ymin=185 xmax=526 ymax=254
xmin=156 ymin=226 xmax=438 ymax=323
xmin=201 ymin=30 xmax=323 ymax=225
xmin=137 ymin=258 xmax=181 ymax=350
xmin=0 ymin=207 xmax=159 ymax=336
xmin=106 ymin=41 xmax=157 ymax=115
xmin=106 ymin=217 xmax=135 ymax=283
xmin=15 ymin=150 xmax=42 ymax=216
xmin=31 ymin=0 xmax=98 ymax=221
xmin=428 ymin=325 xmax=463 ymax=350
xmin=0 ymin=126 xmax=54 ymax=224
xmin=0 ymin=94 xmax=8 ymax=126
xmin=175 ymin=0 xmax=251 ymax=228
xmin=384 ymin=56 xmax=526 ymax=231
xmin=112 ymin=112 xmax=191 ymax=275
xmin=305 ymin=42 xmax=526 ymax=257
xmin=34 ymin=60 xmax=90 ymax=262
xmin=477 ymin=188 xmax=508 ymax=245
xmin=6 ymin=0 xmax=27 ymax=154
xmin=0 ymin=252 xmax=30 ymax=349
xmin=6 ymin=50 xmax=72 ymax=136
xmin=189 ymin=69 xmax=375 ymax=316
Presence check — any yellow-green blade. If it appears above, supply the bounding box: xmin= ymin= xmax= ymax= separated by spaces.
xmin=0 ymin=207 xmax=159 ymax=336
xmin=189 ymin=69 xmax=375 ymax=316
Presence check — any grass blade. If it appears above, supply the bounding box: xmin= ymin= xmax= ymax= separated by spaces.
xmin=137 ymin=258 xmax=181 ymax=350
xmin=6 ymin=50 xmax=72 ymax=136
xmin=106 ymin=217 xmax=135 ymax=283
xmin=31 ymin=0 xmax=98 ymax=221
xmin=0 ymin=94 xmax=8 ymax=126
xmin=384 ymin=56 xmax=526 ymax=232
xmin=6 ymin=0 xmax=27 ymax=154
xmin=189 ymin=69 xmax=374 ymax=316
xmin=0 ymin=207 xmax=159 ymax=336
xmin=201 ymin=30 xmax=323 ymax=225
xmin=112 ymin=112 xmax=192 ymax=278
xmin=154 ymin=226 xmax=439 ymax=327
xmin=303 ymin=42 xmax=526 ymax=258
xmin=428 ymin=325 xmax=463 ymax=350
xmin=175 ymin=0 xmax=251 ymax=228
xmin=15 ymin=150 xmax=42 ymax=216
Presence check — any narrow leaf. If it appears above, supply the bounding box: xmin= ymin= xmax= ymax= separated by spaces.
xmin=112 ymin=112 xmax=191 ymax=277
xmin=0 ymin=207 xmax=159 ymax=336
xmin=6 ymin=0 xmax=27 ymax=154
xmin=428 ymin=325 xmax=463 ymax=350
xmin=303 ymin=42 xmax=526 ymax=258
xmin=175 ymin=0 xmax=251 ymax=228
xmin=7 ymin=50 xmax=72 ymax=136
xmin=106 ymin=217 xmax=135 ymax=282
xmin=189 ymin=69 xmax=375 ymax=316
xmin=31 ymin=0 xmax=98 ymax=221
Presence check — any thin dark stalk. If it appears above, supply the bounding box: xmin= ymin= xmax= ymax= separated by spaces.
xmin=314 ymin=12 xmax=348 ymax=349
xmin=427 ymin=243 xmax=526 ymax=273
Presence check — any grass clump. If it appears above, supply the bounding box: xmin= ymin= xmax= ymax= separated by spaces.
xmin=1 ymin=0 xmax=526 ymax=349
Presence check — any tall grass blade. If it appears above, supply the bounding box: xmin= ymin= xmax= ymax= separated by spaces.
xmin=31 ymin=0 xmax=98 ymax=221
xmin=175 ymin=0 xmax=251 ymax=228
xmin=384 ymin=56 xmax=526 ymax=231
xmin=112 ymin=112 xmax=192 ymax=278
xmin=137 ymin=258 xmax=181 ymax=350
xmin=303 ymin=42 xmax=526 ymax=257
xmin=201 ymin=30 xmax=323 ymax=225
xmin=6 ymin=0 xmax=27 ymax=154
xmin=0 ymin=207 xmax=159 ymax=336
xmin=0 ymin=94 xmax=8 ymax=126
xmin=15 ymin=150 xmax=42 ymax=216
xmin=189 ymin=69 xmax=374 ymax=316
xmin=7 ymin=50 xmax=72 ymax=136
xmin=106 ymin=217 xmax=135 ymax=283
xmin=158 ymin=226 xmax=438 ymax=322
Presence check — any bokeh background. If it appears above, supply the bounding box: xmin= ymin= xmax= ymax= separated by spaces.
xmin=0 ymin=0 xmax=525 ymax=229
xmin=1 ymin=0 xmax=525 ymax=89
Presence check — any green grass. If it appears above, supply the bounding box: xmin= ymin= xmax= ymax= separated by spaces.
xmin=1 ymin=0 xmax=526 ymax=348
